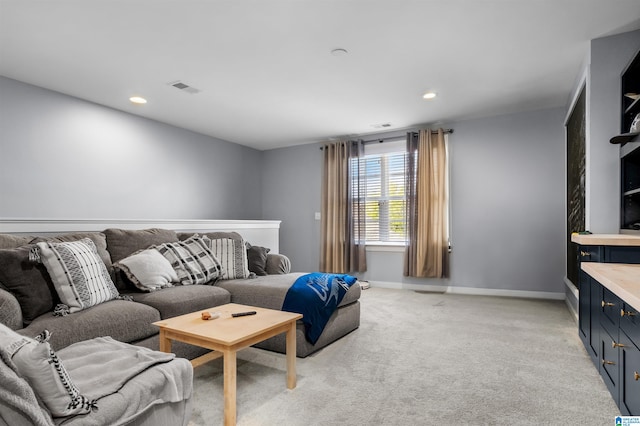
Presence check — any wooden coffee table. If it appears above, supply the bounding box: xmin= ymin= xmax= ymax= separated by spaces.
xmin=153 ymin=303 xmax=302 ymax=426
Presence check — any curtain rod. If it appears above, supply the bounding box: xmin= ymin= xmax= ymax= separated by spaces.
xmin=361 ymin=128 xmax=453 ymax=145
xmin=319 ymin=128 xmax=453 ymax=150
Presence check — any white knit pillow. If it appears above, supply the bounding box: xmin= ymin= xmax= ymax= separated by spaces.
xmin=208 ymin=238 xmax=250 ymax=280
xmin=35 ymin=238 xmax=120 ymax=315
xmin=114 ymin=248 xmax=178 ymax=291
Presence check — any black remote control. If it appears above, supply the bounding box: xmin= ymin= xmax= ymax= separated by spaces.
xmin=231 ymin=311 xmax=257 ymax=317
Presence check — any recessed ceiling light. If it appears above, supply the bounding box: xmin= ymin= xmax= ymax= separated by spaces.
xmin=129 ymin=96 xmax=147 ymax=104
xmin=331 ymin=48 xmax=348 ymax=57
xmin=423 ymin=92 xmax=437 ymax=100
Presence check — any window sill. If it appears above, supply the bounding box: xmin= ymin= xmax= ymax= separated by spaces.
xmin=365 ymin=244 xmax=406 ymax=253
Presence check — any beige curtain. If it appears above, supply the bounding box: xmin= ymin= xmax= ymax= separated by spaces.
xmin=320 ymin=141 xmax=367 ymax=273
xmin=404 ymin=129 xmax=448 ymax=278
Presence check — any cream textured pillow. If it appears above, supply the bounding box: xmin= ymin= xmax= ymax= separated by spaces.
xmin=156 ymin=236 xmax=222 ymax=285
xmin=209 ymin=238 xmax=250 ymax=280
xmin=6 ymin=327 xmax=95 ymax=417
xmin=114 ymin=248 xmax=178 ymax=291
xmin=34 ymin=238 xmax=120 ymax=315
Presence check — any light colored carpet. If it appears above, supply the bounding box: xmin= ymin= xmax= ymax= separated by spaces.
xmin=188 ymin=287 xmax=619 ymax=425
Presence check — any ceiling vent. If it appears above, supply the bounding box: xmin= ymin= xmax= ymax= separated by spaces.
xmin=167 ymin=80 xmax=201 ymax=94
xmin=371 ymin=123 xmax=392 ymax=129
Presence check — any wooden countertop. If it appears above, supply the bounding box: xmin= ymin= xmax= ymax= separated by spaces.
xmin=581 ymin=263 xmax=640 ymax=312
xmin=571 ymin=233 xmax=640 ymax=246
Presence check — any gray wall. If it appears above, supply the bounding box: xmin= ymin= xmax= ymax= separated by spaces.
xmin=262 ymin=143 xmax=322 ymax=272
xmin=585 ymin=29 xmax=640 ymax=233
xmin=0 ymin=77 xmax=263 ymax=220
xmin=262 ymin=107 xmax=567 ymax=294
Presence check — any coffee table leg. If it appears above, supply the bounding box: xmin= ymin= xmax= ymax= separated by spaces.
xmin=286 ymin=321 xmax=297 ymax=389
xmin=158 ymin=330 xmax=172 ymax=353
xmin=223 ymin=349 xmax=237 ymax=426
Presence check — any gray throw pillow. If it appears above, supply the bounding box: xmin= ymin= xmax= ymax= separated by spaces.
xmin=0 ymin=245 xmax=58 ymax=324
xmin=247 ymin=243 xmax=270 ymax=276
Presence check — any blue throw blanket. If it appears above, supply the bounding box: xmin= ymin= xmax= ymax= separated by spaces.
xmin=282 ymin=272 xmax=358 ymax=344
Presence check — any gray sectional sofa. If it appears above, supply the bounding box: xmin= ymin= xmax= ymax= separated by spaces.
xmin=0 ymin=227 xmax=361 ymax=359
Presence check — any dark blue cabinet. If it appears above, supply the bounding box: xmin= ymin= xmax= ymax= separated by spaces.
xmin=577 ymin=243 xmax=640 ymax=415
xmin=619 ymin=330 xmax=640 ymax=415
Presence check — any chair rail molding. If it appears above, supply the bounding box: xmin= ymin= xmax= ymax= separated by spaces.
xmin=0 ymin=218 xmax=282 ymax=253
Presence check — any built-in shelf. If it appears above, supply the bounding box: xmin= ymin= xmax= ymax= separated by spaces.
xmin=624 ymin=96 xmax=640 ymax=115
xmin=624 ymin=187 xmax=640 ymax=197
xmin=620 ymin=50 xmax=640 ymax=232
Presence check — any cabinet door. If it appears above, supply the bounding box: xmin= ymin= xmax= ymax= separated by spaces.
xmin=621 ymin=301 xmax=640 ymax=349
xmin=588 ymin=277 xmax=601 ymax=364
xmin=619 ymin=332 xmax=640 ymax=416
xmin=601 ymin=287 xmax=622 ymax=339
xmin=600 ymin=329 xmax=620 ymax=405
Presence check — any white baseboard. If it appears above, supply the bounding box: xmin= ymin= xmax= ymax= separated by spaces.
xmin=565 ymin=298 xmax=579 ymax=324
xmin=563 ymin=276 xmax=579 ymax=324
xmin=368 ymin=280 xmax=566 ymax=301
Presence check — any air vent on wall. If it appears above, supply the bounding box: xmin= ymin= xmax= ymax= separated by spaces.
xmin=167 ymin=80 xmax=201 ymax=94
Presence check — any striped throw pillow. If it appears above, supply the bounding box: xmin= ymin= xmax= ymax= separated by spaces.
xmin=156 ymin=236 xmax=221 ymax=285
xmin=208 ymin=238 xmax=250 ymax=280
xmin=35 ymin=238 xmax=119 ymax=314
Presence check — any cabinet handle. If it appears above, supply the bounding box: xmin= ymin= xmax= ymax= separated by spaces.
xmin=612 ymin=341 xmax=626 ymax=348
xmin=602 ymin=359 xmax=616 ymax=366
xmin=635 ymin=371 xmax=639 ymax=381
xmin=580 ymin=251 xmax=591 ymax=257
xmin=601 ymin=301 xmax=615 ymax=308
xmin=620 ymin=309 xmax=637 ymax=317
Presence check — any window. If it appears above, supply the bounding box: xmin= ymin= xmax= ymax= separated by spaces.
xmin=351 ymin=139 xmax=408 ymax=245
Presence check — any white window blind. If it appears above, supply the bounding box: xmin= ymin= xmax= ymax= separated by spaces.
xmin=352 ymin=139 xmax=407 ymax=244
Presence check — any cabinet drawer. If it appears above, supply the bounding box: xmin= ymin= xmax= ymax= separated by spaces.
xmin=621 ymin=302 xmax=640 ymax=349
xmin=601 ymin=288 xmax=622 ymax=338
xmin=605 ymin=246 xmax=640 ymax=264
xmin=579 ymin=245 xmax=602 ymax=263
xmin=619 ymin=333 xmax=640 ymax=416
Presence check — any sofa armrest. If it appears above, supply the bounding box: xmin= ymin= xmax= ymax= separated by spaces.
xmin=0 ymin=287 xmax=23 ymax=330
xmin=265 ymin=253 xmax=291 ymax=275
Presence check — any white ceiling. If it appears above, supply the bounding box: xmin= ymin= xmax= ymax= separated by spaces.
xmin=1 ymin=1 xmax=639 ymax=151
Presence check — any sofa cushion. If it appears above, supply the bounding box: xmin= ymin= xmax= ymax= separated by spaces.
xmin=113 ymin=248 xmax=178 ymax=292
xmin=35 ymin=238 xmax=120 ymax=315
xmin=247 ymin=243 xmax=270 ymax=276
xmin=20 ymin=300 xmax=161 ymax=351
xmin=127 ymin=285 xmax=231 ymax=319
xmin=216 ymin=273 xmax=362 ymax=311
xmin=156 ymin=236 xmax=222 ymax=285
xmin=0 ymin=234 xmax=33 ymax=249
xmin=1 ymin=326 xmax=94 ymax=417
xmin=104 ymin=228 xmax=179 ymax=264
xmin=0 ymin=245 xmax=58 ymax=325
xmin=208 ymin=237 xmax=250 ymax=280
